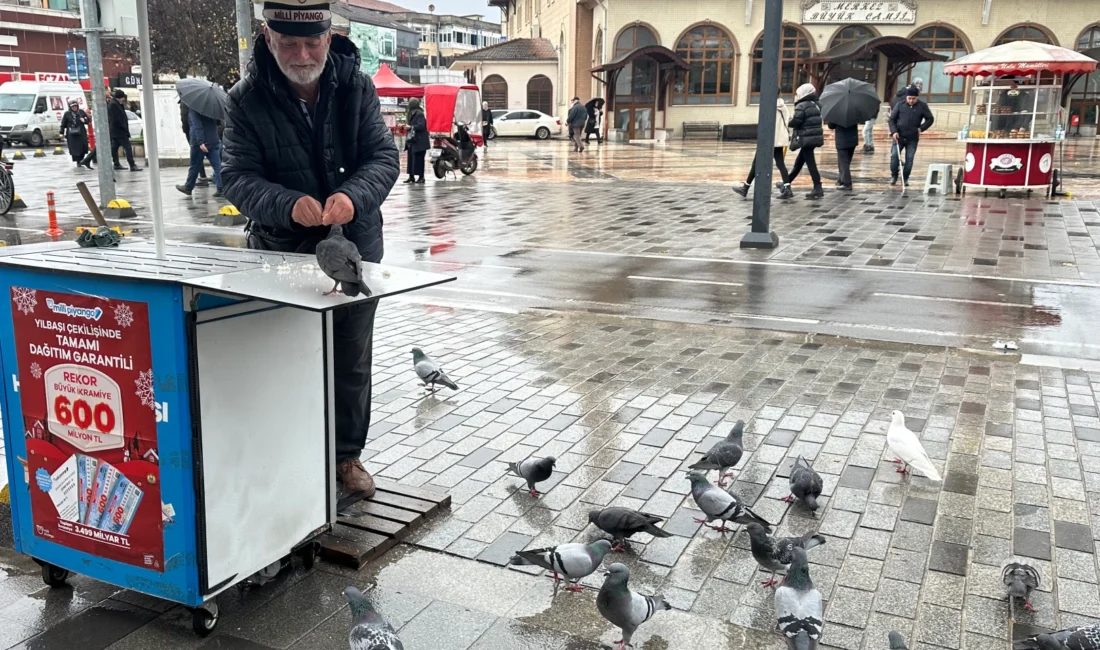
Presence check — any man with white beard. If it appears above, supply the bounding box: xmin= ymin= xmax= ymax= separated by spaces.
xmin=222 ymin=0 xmax=400 ymax=500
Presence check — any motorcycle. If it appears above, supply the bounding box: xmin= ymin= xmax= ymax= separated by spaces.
xmin=431 ymin=121 xmax=478 ymax=179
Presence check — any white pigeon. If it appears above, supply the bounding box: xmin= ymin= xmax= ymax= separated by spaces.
xmin=887 ymin=410 xmax=941 ymax=481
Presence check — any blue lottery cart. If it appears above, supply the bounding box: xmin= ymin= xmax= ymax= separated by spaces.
xmin=0 ymin=240 xmax=452 ymax=635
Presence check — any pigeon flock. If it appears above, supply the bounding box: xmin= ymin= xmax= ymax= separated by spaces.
xmin=340 ymin=365 xmax=1091 ymax=650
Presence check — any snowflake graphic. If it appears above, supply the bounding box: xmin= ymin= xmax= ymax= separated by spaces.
xmin=12 ymin=287 xmax=37 ymax=315
xmin=30 ymin=362 xmax=41 ymax=380
xmin=113 ymin=303 xmax=134 ymax=328
xmin=135 ymin=369 xmax=155 ymax=409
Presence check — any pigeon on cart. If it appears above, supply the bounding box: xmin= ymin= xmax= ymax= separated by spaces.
xmin=344 ymin=586 xmax=404 ymax=650
xmin=316 ymin=225 xmax=369 ymax=297
xmin=587 ymin=507 xmax=672 ymax=551
xmin=596 ymin=563 xmax=670 ymax=650
xmin=687 ymin=420 xmax=745 ymax=487
xmin=509 ymin=456 xmax=556 ymax=497
xmin=411 ymin=347 xmax=458 ymax=392
xmin=508 ymin=540 xmax=613 ymax=592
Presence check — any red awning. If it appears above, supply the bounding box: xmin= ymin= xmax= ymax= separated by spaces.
xmin=372 ymin=64 xmax=423 ymax=98
xmin=944 ymin=42 xmax=1098 ymax=77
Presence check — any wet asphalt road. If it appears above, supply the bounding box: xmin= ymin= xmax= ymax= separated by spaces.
xmin=3 ymin=146 xmax=1100 ymax=363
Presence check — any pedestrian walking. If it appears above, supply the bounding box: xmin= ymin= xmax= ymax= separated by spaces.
xmin=585 ymin=100 xmax=603 ymax=144
xmin=108 ymin=89 xmax=141 ymax=171
xmin=786 ymin=83 xmax=825 ymax=199
xmin=79 ymin=111 xmax=96 ymax=168
xmin=862 ymin=109 xmax=877 ymax=154
xmin=59 ymin=100 xmax=90 ymax=167
xmin=180 ymin=100 xmax=209 ymax=185
xmin=404 ymin=97 xmax=428 ymax=183
xmin=222 ymin=0 xmax=399 ymax=499
xmin=733 ymin=96 xmax=793 ymax=199
xmin=891 ymin=77 xmax=923 ymax=110
xmin=480 ymin=100 xmax=493 ymax=149
xmin=567 ymin=96 xmax=587 ymax=152
xmin=888 ymin=85 xmax=934 ymax=187
xmin=829 ymin=121 xmax=859 ymax=190
xmin=175 ymin=104 xmax=224 ymax=197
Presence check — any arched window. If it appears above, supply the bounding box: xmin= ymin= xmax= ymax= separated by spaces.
xmin=615 ymin=24 xmax=658 ymax=56
xmin=527 ymin=75 xmax=553 ymax=114
xmin=1078 ymin=24 xmax=1100 ymax=49
xmin=482 ymin=75 xmax=508 ymax=109
xmin=995 ymin=25 xmax=1055 ymax=46
xmin=750 ymin=25 xmax=813 ymax=104
xmin=673 ymin=24 xmax=736 ymax=105
xmin=905 ymin=25 xmax=969 ymax=103
xmin=1069 ymin=25 xmax=1100 ymax=131
xmin=593 ymin=28 xmax=604 ymax=67
xmin=827 ymin=25 xmax=878 ymax=85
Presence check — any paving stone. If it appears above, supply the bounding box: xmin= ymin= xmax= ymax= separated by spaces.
xmin=918 ymin=604 xmax=962 ymax=649
xmin=818 ymin=509 xmax=860 ymax=538
xmin=837 ymin=556 xmax=883 ymax=591
xmin=837 ymin=466 xmax=876 ymax=490
xmin=1014 ymin=528 xmax=1052 ymax=561
xmin=892 ymin=522 xmax=934 ymax=552
xmin=884 ymin=548 xmax=928 ymax=584
xmin=900 ymin=498 xmax=938 ymax=525
xmin=1057 ymin=579 xmax=1100 ymax=617
xmin=1054 ymin=520 xmax=1096 ymax=554
xmin=825 ymin=587 xmax=874 ymax=628
xmin=849 ymin=528 xmax=892 ymax=560
xmin=398 ymin=600 xmax=497 ymax=650
xmin=861 ymin=503 xmax=899 ymax=531
xmin=927 ymin=541 xmax=969 ymax=576
xmin=874 ymin=578 xmax=916 ymax=617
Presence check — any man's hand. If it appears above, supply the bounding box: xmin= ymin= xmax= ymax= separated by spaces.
xmin=291 ymin=195 xmax=324 ymax=227
xmin=322 ymin=192 xmax=354 ymax=226
xmin=200 ymin=143 xmax=208 ymax=153
xmin=892 ymin=133 xmax=900 ymax=143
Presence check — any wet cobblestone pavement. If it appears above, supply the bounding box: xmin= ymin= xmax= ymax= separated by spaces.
xmin=1 ymin=143 xmax=1100 ymax=648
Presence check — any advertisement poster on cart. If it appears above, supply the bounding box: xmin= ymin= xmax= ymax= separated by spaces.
xmin=10 ymin=287 xmax=163 ymax=571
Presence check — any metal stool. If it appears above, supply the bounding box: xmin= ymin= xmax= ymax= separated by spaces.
xmin=923 ymin=163 xmax=953 ymax=195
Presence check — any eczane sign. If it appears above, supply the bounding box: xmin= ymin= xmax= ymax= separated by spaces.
xmin=801 ymin=0 xmax=917 ymax=24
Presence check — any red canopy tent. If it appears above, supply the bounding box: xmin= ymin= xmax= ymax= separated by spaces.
xmin=372 ymin=64 xmax=423 ymax=98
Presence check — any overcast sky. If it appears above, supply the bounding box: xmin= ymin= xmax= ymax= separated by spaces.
xmin=398 ymin=0 xmax=503 ymax=25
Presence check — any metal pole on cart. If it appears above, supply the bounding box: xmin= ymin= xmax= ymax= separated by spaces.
xmin=135 ymin=0 xmax=167 ymax=259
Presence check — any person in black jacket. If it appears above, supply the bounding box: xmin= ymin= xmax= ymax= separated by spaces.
xmin=59 ymin=100 xmax=89 ymax=166
xmin=786 ymin=83 xmax=825 ymax=199
xmin=891 ymin=77 xmax=923 ymax=110
xmin=829 ymin=122 xmax=859 ymax=190
xmin=404 ymin=97 xmax=428 ymax=183
xmin=180 ymin=100 xmax=209 ymax=185
xmin=888 ymin=86 xmax=935 ymax=186
xmin=480 ymin=100 xmax=493 ymax=149
xmin=222 ymin=0 xmax=399 ymax=499
xmin=107 ymin=89 xmax=141 ymax=171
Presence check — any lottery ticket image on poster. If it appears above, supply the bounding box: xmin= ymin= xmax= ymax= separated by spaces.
xmin=12 ymin=288 xmax=164 ymax=571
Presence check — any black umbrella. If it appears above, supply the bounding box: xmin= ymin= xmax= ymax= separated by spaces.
xmin=819 ymin=78 xmax=880 ymax=128
xmin=176 ymin=78 xmax=228 ymax=121
xmin=585 ymin=97 xmax=605 ymax=111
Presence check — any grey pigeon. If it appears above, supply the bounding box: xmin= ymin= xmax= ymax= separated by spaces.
xmin=785 ymin=456 xmax=823 ymax=514
xmin=686 ymin=471 xmax=772 ymax=534
xmin=316 ymin=225 xmax=369 ymax=297
xmin=1014 ymin=624 xmax=1100 ymax=650
xmin=596 ymin=563 xmax=670 ymax=650
xmin=588 ymin=508 xmax=672 ymax=551
xmin=775 ymin=547 xmax=823 ymax=650
xmin=509 ymin=540 xmax=613 ymax=591
xmin=508 ymin=456 xmax=556 ymax=497
xmin=745 ymin=522 xmax=826 ymax=588
xmin=889 ymin=632 xmax=909 ymax=650
xmin=1002 ymin=560 xmax=1041 ymax=621
xmin=688 ymin=420 xmax=745 ymax=487
xmin=344 ymin=586 xmax=403 ymax=650
xmin=411 ymin=347 xmax=458 ymax=392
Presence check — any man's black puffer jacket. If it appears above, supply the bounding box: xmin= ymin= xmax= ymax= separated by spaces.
xmin=789 ymin=94 xmax=824 ymax=149
xmin=222 ymin=34 xmax=399 ymax=262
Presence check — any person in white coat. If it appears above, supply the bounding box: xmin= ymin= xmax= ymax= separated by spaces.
xmin=732 ymin=96 xmax=793 ymax=200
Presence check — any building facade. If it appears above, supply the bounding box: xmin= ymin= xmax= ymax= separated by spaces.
xmin=487 ymin=0 xmax=1100 ymax=138
xmin=451 ymin=38 xmax=558 ymax=113
xmin=0 ymin=4 xmax=128 ymax=77
xmin=388 ymin=12 xmax=506 ymax=72
xmin=331 ymin=4 xmax=420 ymax=80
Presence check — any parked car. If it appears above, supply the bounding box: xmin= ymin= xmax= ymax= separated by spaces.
xmin=490 ymin=110 xmax=561 ymax=139
xmin=0 ymin=81 xmax=88 ymax=146
xmin=126 ymin=110 xmax=144 ymax=139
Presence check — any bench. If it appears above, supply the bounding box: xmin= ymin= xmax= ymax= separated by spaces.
xmin=682 ymin=121 xmax=721 ymax=140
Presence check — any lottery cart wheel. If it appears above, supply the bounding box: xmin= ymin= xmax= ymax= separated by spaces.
xmin=41 ymin=562 xmax=70 ymax=588
xmin=192 ymin=602 xmax=219 ymax=636
xmin=295 ymin=541 xmax=319 ymax=570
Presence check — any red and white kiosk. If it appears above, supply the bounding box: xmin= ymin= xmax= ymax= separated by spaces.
xmin=947 ymin=42 xmax=1097 ymax=197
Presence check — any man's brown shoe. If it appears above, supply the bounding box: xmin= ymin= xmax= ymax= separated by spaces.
xmin=337 ymin=459 xmax=376 ymax=498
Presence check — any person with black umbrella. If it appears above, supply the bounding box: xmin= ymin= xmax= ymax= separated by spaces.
xmin=829 ymin=121 xmax=859 ymax=190
xmin=176 ymin=102 xmax=224 ymax=197
xmin=818 ymin=77 xmax=881 ymax=191
xmin=180 ymin=100 xmax=209 ymax=186
xmin=585 ymin=98 xmax=604 ymax=144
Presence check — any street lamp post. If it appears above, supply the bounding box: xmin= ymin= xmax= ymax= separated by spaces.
xmin=740 ymin=0 xmax=783 ymax=249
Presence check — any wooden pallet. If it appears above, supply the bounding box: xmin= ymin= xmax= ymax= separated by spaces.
xmin=319 ymin=479 xmax=450 ymax=569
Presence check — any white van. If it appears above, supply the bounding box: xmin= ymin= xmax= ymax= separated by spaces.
xmin=0 ymin=81 xmax=89 ymax=147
